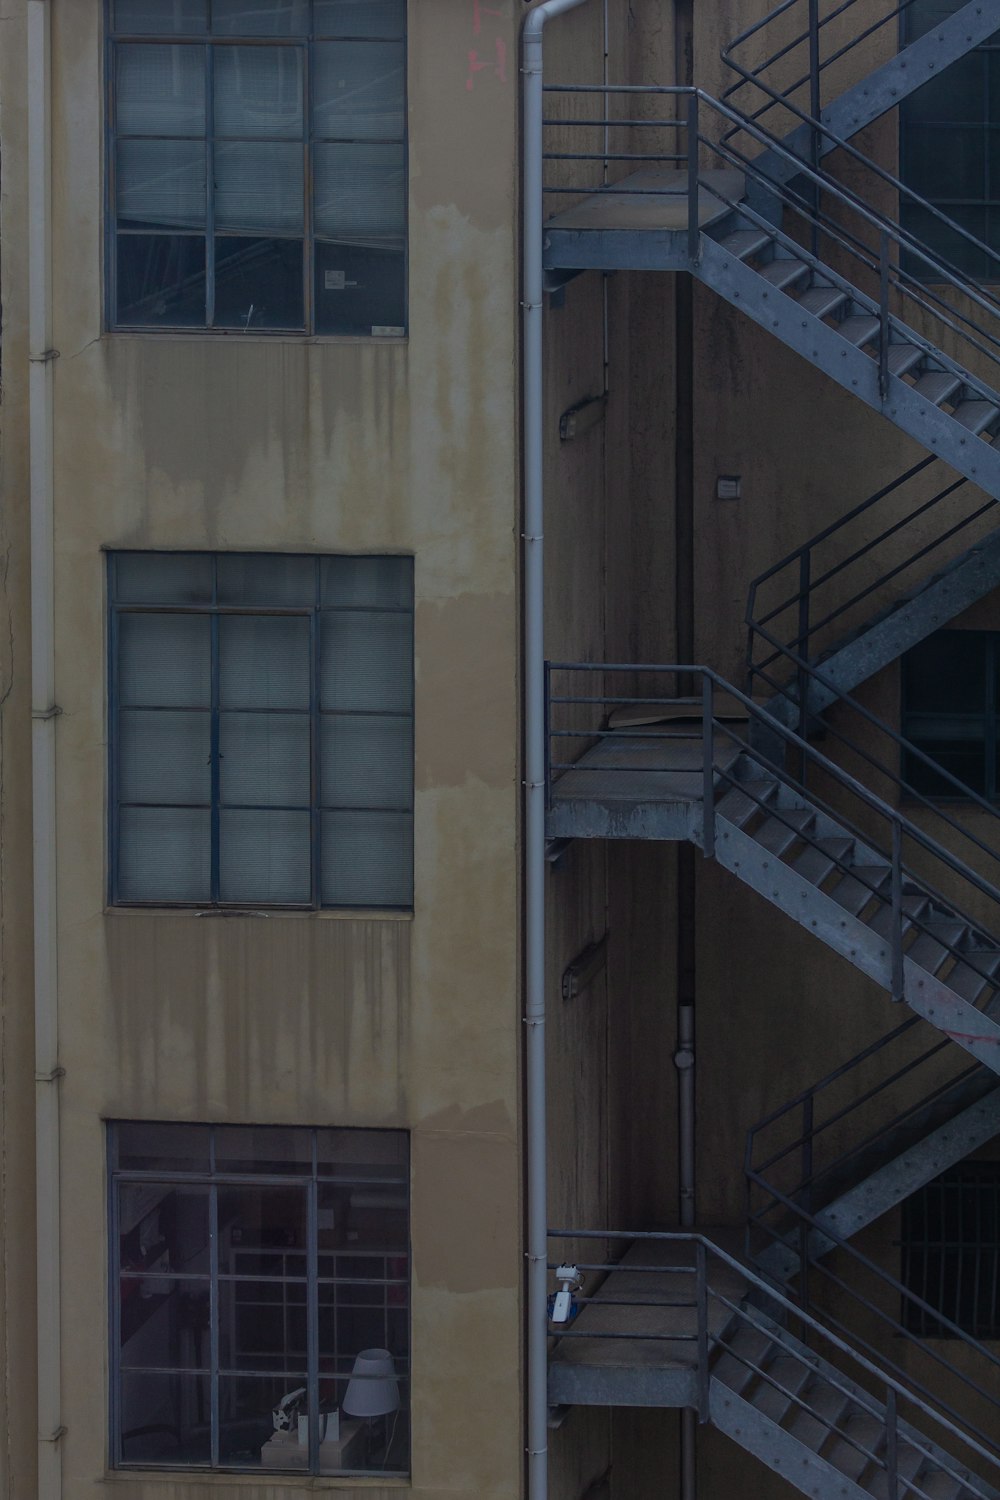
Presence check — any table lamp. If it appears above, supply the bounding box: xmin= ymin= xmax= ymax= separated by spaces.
xmin=342 ymin=1349 xmax=400 ymax=1465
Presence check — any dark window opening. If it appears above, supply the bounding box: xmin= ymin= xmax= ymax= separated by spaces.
xmin=901 ymin=0 xmax=1000 ymax=279
xmin=900 ymin=1161 xmax=1000 ymax=1338
xmin=110 ymin=1121 xmax=410 ymax=1475
xmin=901 ymin=629 xmax=999 ymax=799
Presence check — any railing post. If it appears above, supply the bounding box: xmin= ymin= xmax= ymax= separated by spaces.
xmin=801 ymin=1094 xmax=814 ymax=1214
xmin=702 ymin=674 xmax=715 ymax=860
xmin=808 ymin=0 xmax=821 ymax=259
xmin=796 ymin=550 xmax=811 ymax=786
xmin=891 ymin=820 xmax=904 ymax=1001
xmin=885 ymin=1387 xmax=898 ymax=1500
xmin=687 ymin=91 xmax=700 ymax=265
xmin=696 ymin=1239 xmax=710 ymax=1423
xmin=798 ymin=1217 xmax=811 ymax=1323
xmin=879 ymin=228 xmax=890 ymax=402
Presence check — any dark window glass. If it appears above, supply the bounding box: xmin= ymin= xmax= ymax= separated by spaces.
xmin=901 ymin=1163 xmax=1000 ymax=1338
xmin=901 ymin=630 xmax=999 ymax=798
xmin=110 ymin=1121 xmax=410 ymax=1475
xmin=901 ymin=2 xmax=1000 ymax=279
xmin=108 ymin=552 xmax=414 ymax=909
xmin=108 ymin=1 xmax=406 ymax=334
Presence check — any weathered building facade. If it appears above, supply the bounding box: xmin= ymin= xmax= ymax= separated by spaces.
xmin=2 ymin=1 xmax=1000 ymax=1498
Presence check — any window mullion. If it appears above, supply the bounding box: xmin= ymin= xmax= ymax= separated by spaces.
xmin=303 ymin=42 xmax=313 ymax=334
xmin=210 ymin=611 xmax=221 ymax=902
xmin=209 ymin=1179 xmax=220 ymax=1467
xmin=311 ymin=605 xmax=321 ymax=907
xmin=307 ymin=1154 xmax=320 ymax=1474
xmin=206 ymin=43 xmax=215 ymax=328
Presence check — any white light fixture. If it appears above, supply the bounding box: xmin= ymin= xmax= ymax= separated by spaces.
xmin=342 ymin=1348 xmax=400 ymax=1419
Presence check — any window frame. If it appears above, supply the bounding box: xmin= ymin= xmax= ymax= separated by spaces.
xmin=900 ymin=1161 xmax=1000 ymax=1339
xmin=103 ymin=0 xmax=409 ymax=337
xmin=901 ymin=628 xmax=1000 ymax=802
xmin=899 ymin=1 xmax=1000 ymax=281
xmin=108 ymin=1121 xmax=411 ymax=1476
xmin=107 ymin=551 xmax=415 ymax=911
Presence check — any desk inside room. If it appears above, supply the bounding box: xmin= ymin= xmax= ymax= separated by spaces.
xmin=260 ymin=1418 xmax=365 ymax=1471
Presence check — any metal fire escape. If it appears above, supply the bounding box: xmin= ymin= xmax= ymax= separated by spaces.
xmin=527 ymin=1 xmax=1000 ymax=1496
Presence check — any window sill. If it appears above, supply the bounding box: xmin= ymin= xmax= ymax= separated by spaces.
xmin=105 ymin=330 xmax=408 ymax=347
xmin=104 ymin=906 xmax=414 ymax=922
xmin=100 ymin=1470 xmax=410 ymax=1489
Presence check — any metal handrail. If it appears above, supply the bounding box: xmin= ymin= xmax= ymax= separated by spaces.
xmin=547 ymin=662 xmax=1000 ymax=1011
xmin=744 ymin=458 xmax=997 ymax=689
xmin=548 ymin=1228 xmax=999 ymax=1495
xmin=744 ymin=1167 xmax=1000 ymax=1463
xmin=542 ymin=86 xmax=1000 ymax=414
xmin=718 ymin=1 xmax=1000 ymax=300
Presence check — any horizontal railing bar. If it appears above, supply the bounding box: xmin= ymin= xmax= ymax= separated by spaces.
xmin=545 ymin=1226 xmax=1000 ymax=1467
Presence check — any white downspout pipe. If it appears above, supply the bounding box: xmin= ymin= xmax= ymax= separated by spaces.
xmin=522 ymin=5 xmax=591 ymax=1499
xmin=28 ymin=1 xmax=63 ymax=1496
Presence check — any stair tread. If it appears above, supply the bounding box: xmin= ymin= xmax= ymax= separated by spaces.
xmin=755 ymin=808 xmax=815 ymax=855
xmin=912 ymin=371 xmax=962 ymax=406
xmin=952 ymin=399 xmax=1000 ymax=435
xmin=827 ymin=1411 xmax=884 ymax=1481
xmin=917 ymin=1472 xmax=970 ymax=1500
xmin=798 ymin=285 xmax=848 ymax=318
xmin=865 ymin=1441 xmax=928 ymax=1498
xmin=829 ymin=864 xmax=891 ymax=916
xmin=750 ymin=1353 xmax=811 ymax=1422
xmin=838 ymin=314 xmax=880 ymax=347
xmin=785 ymin=1377 xmax=850 ymax=1451
xmin=720 ymin=229 xmax=773 ymax=261
xmin=887 ymin=342 xmax=924 ymax=377
xmin=758 ymin=258 xmax=810 ymax=289
xmin=865 ymin=894 xmax=930 ymax=940
xmin=789 ymin=836 xmax=854 ymax=885
xmin=716 ymin=780 xmax=777 ymax=829
xmin=907 ymin=919 xmax=968 ymax=975
xmin=712 ymin=1324 xmax=773 ymax=1394
xmin=948 ymin=947 xmax=1000 ymax=1002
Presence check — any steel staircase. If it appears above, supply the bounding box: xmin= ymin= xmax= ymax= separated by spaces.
xmin=538 ymin=4 xmax=1000 ymax=1492
xmin=721 ymin=0 xmax=1000 ymax=193
xmin=745 ymin=457 xmax=1000 ymax=726
xmin=547 ymin=1230 xmax=1000 ymax=1500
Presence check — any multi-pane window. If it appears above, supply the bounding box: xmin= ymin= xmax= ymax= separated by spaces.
xmin=901 ymin=630 xmax=1000 ymax=798
xmin=110 ymin=1122 xmax=409 ymax=1474
xmin=900 ymin=0 xmax=1000 ymax=278
xmin=109 ymin=552 xmax=414 ymax=908
xmin=901 ymin=1162 xmax=1000 ymax=1337
xmin=108 ymin=0 xmax=406 ymax=334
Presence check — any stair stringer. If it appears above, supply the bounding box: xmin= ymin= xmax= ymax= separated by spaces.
xmin=749 ymin=0 xmax=1000 ymax=191
xmin=755 ymin=1079 xmax=1000 ymax=1283
xmin=715 ymin=1308 xmax=1000 ymax=1500
xmin=765 ymin=525 xmax=1000 ymax=729
xmin=705 ymin=813 xmax=1000 ymax=1075
xmin=695 ymin=236 xmax=1000 ymax=500
xmin=708 ymin=1378 xmax=871 ymax=1500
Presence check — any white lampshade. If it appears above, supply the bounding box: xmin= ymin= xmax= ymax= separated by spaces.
xmin=342 ymin=1348 xmax=400 ymax=1418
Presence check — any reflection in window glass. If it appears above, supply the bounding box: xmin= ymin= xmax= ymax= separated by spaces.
xmin=109 ymin=552 xmax=413 ymax=909
xmin=901 ymin=2 xmax=1000 ymax=279
xmin=111 ymin=1121 xmax=410 ymax=1475
xmin=109 ymin=2 xmax=406 ymax=332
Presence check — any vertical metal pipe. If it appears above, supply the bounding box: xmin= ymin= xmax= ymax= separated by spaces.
xmin=885 ymin=1387 xmax=898 ymax=1500
xmin=891 ymin=821 xmax=904 ymax=1001
xmin=879 ymin=229 xmax=890 ymax=402
xmin=701 ymin=676 xmax=715 ymax=860
xmin=796 ymin=550 xmax=811 ymax=784
xmin=28 ymin=1 xmax=63 ymax=1496
xmin=808 ymin=0 xmax=822 ymax=258
xmin=521 ymin=11 xmax=593 ymax=1500
xmin=675 ymin=2 xmax=697 ymax=1491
